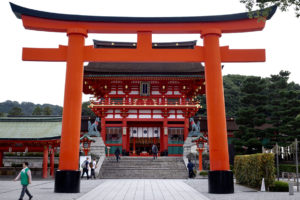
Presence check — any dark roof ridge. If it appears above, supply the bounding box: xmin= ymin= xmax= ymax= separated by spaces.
xmin=10 ymin=2 xmax=277 ymax=22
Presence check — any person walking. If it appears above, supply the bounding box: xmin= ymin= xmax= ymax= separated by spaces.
xmin=114 ymin=148 xmax=120 ymax=162
xmin=14 ymin=162 xmax=33 ymax=200
xmin=152 ymin=144 xmax=158 ymax=160
xmin=187 ymin=159 xmax=195 ymax=178
xmin=90 ymin=158 xmax=97 ymax=179
xmin=81 ymin=157 xmax=90 ymax=179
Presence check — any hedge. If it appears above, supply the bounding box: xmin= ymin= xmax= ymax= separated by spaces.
xmin=234 ymin=153 xmax=275 ymax=189
xmin=279 ymin=164 xmax=300 ymax=173
xmin=199 ymin=171 xmax=208 ymax=176
xmin=269 ymin=181 xmax=289 ymax=192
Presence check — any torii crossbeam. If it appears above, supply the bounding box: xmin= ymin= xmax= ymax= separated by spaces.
xmin=10 ymin=2 xmax=276 ymax=194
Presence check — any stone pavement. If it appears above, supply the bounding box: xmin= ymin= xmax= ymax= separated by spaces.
xmin=185 ymin=179 xmax=300 ymax=200
xmin=77 ymin=179 xmax=209 ymax=200
xmin=0 ymin=178 xmax=300 ymax=200
xmin=0 ymin=179 xmax=104 ymax=200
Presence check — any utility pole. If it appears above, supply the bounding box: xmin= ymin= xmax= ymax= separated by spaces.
xmin=276 ymin=143 xmax=279 ymax=181
xmin=295 ymin=138 xmax=299 ymax=192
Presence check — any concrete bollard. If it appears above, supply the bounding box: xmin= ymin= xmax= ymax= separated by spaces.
xmin=289 ymin=182 xmax=294 ymax=195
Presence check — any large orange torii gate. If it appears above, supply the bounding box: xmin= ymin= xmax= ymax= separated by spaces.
xmin=10 ymin=2 xmax=276 ymax=194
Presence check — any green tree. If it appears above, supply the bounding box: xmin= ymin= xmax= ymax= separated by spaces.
xmin=197 ymin=74 xmax=247 ymax=117
xmin=32 ymin=106 xmax=42 ymax=115
xmin=233 ymin=76 xmax=268 ymax=154
xmin=82 ymin=101 xmax=96 ymax=117
xmin=0 ymin=112 xmax=4 ymax=117
xmin=8 ymin=106 xmax=23 ymax=116
xmin=266 ymin=71 xmax=300 ymax=146
xmin=223 ymin=75 xmax=247 ymax=117
xmin=240 ymin=0 xmax=300 ymax=18
xmin=43 ymin=106 xmax=52 ymax=115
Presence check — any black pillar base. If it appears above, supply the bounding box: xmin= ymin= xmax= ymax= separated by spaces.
xmin=208 ymin=170 xmax=234 ymax=194
xmin=54 ymin=170 xmax=80 ymax=193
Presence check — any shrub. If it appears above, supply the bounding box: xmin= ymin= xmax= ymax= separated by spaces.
xmin=279 ymin=164 xmax=300 ymax=173
xmin=234 ymin=153 xmax=275 ymax=189
xmin=269 ymin=181 xmax=289 ymax=192
xmin=199 ymin=171 xmax=208 ymax=176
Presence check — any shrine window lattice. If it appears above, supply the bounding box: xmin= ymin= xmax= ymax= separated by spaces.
xmin=168 ymin=128 xmax=184 ymax=144
xmin=106 ymin=127 xmax=122 ymax=144
xmin=140 ymin=82 xmax=150 ymax=96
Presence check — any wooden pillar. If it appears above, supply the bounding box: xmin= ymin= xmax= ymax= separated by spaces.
xmin=50 ymin=149 xmax=55 ymax=177
xmin=122 ymin=120 xmax=127 ymax=154
xmin=55 ymin=28 xmax=87 ymax=193
xmin=43 ymin=146 xmax=48 ymax=179
xmin=184 ymin=118 xmax=189 ymax=140
xmin=163 ymin=121 xmax=168 ymax=154
xmin=58 ymin=29 xmax=86 ymax=171
xmin=101 ymin=118 xmax=105 ymax=138
xmin=202 ymin=29 xmax=233 ymax=193
xmin=0 ymin=151 xmax=3 ymax=167
xmin=197 ymin=148 xmax=204 ymax=171
xmin=126 ymin=127 xmax=130 ymax=152
xmin=202 ymin=29 xmax=229 ymax=171
xmin=133 ymin=137 xmax=136 ymax=155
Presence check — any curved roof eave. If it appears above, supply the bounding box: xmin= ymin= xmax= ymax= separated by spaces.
xmin=10 ymin=2 xmax=277 ymax=23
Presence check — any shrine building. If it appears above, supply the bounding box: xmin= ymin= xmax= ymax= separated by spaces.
xmin=83 ymin=40 xmax=205 ymax=157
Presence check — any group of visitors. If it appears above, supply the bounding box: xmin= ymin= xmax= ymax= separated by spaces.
xmin=81 ymin=157 xmax=97 ymax=180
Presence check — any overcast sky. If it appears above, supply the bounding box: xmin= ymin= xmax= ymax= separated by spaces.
xmin=0 ymin=0 xmax=299 ymax=106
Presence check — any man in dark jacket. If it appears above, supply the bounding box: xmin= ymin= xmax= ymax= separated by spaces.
xmin=115 ymin=148 xmax=120 ymax=162
xmin=187 ymin=159 xmax=195 ymax=178
xmin=152 ymin=144 xmax=158 ymax=160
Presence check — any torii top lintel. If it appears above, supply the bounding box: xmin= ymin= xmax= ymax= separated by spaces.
xmin=10 ymin=3 xmax=276 ymax=63
xmin=10 ymin=2 xmax=276 ymax=34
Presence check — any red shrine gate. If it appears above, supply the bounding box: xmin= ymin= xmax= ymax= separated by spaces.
xmin=10 ymin=3 xmax=276 ymax=194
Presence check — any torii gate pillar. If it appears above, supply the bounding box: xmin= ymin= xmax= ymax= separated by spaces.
xmin=55 ymin=29 xmax=87 ymax=193
xmin=202 ymin=30 xmax=233 ymax=193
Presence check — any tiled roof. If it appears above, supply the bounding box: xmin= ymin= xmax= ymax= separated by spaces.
xmin=0 ymin=117 xmax=62 ymax=140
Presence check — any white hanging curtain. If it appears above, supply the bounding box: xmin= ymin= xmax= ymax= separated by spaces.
xmin=130 ymin=127 xmax=160 ymax=138
xmin=137 ymin=127 xmax=143 ymax=137
xmin=148 ymin=127 xmax=153 ymax=138
xmin=153 ymin=127 xmax=160 ymax=138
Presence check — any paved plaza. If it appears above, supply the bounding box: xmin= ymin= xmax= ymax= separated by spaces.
xmin=0 ymin=178 xmax=300 ymax=200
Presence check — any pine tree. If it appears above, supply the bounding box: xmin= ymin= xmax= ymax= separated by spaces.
xmin=32 ymin=106 xmax=42 ymax=115
xmin=81 ymin=102 xmax=96 ymax=117
xmin=43 ymin=106 xmax=52 ymax=115
xmin=8 ymin=106 xmax=23 ymax=116
xmin=233 ymin=76 xmax=268 ymax=154
xmin=266 ymin=71 xmax=300 ymax=146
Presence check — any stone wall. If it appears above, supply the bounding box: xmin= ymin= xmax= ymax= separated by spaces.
xmin=3 ymin=156 xmax=59 ymax=168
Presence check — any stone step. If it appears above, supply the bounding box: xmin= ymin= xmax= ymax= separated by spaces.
xmin=101 ymin=164 xmax=186 ymax=169
xmin=100 ymin=169 xmax=187 ymax=179
xmin=99 ymin=156 xmax=187 ymax=179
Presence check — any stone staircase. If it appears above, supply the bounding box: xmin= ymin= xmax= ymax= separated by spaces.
xmin=99 ymin=157 xmax=188 ymax=179
xmin=90 ymin=136 xmax=106 ymax=157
